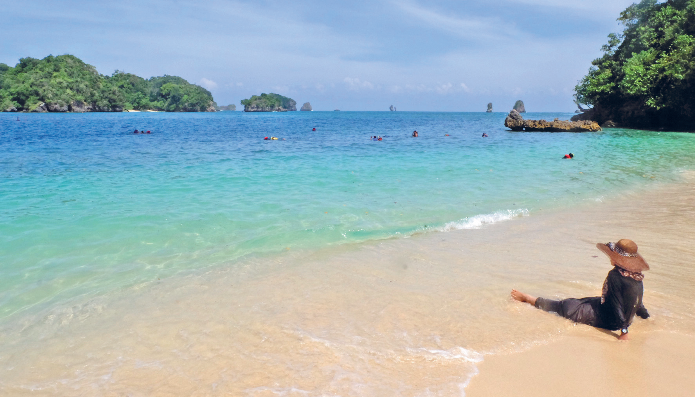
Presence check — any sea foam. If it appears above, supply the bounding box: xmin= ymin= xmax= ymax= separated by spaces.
xmin=439 ymin=209 xmax=529 ymax=232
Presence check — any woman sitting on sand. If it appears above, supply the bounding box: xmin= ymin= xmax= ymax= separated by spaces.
xmin=512 ymin=239 xmax=650 ymax=341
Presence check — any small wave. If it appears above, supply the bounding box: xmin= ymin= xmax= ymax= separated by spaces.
xmin=439 ymin=209 xmax=529 ymax=232
xmin=406 ymin=346 xmax=484 ymax=363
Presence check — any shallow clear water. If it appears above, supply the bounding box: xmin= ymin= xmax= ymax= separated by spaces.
xmin=2 ymin=111 xmax=695 ymax=321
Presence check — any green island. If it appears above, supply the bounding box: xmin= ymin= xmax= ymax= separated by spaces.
xmin=575 ymin=0 xmax=695 ymax=130
xmin=241 ymin=93 xmax=296 ymax=112
xmin=0 ymin=54 xmax=216 ymax=112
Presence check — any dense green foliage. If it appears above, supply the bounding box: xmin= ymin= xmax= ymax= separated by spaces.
xmin=241 ymin=93 xmax=296 ymax=111
xmin=0 ymin=54 xmax=216 ymax=112
xmin=575 ymin=0 xmax=695 ymax=129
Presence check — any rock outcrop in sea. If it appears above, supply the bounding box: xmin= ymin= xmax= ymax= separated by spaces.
xmin=486 ymin=103 xmax=493 ymax=113
xmin=389 ymin=105 xmax=396 ymax=111
xmin=504 ymin=109 xmax=601 ymax=132
xmin=241 ymin=93 xmax=296 ymax=112
xmin=513 ymin=100 xmax=526 ymax=113
xmin=300 ymin=102 xmax=312 ymax=111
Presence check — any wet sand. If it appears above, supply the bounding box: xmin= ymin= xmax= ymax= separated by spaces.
xmin=467 ymin=331 xmax=695 ymax=397
xmin=1 ymin=174 xmax=694 ymax=395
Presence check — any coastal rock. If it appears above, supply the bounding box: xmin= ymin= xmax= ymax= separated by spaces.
xmin=47 ymin=102 xmax=69 ymax=112
xmin=4 ymin=106 xmax=17 ymax=112
xmin=507 ymin=109 xmax=523 ymax=122
xmin=602 ymin=120 xmax=620 ymax=128
xmin=31 ymin=102 xmax=48 ymax=113
xmin=205 ymin=103 xmax=217 ymax=112
xmin=486 ymin=103 xmax=493 ymax=113
xmin=389 ymin=105 xmax=396 ymax=111
xmin=301 ymin=102 xmax=313 ymax=111
xmin=505 ymin=110 xmax=601 ymax=132
xmin=570 ymin=108 xmax=596 ymax=122
xmin=513 ymin=100 xmax=526 ymax=113
xmin=69 ymin=101 xmax=90 ymax=112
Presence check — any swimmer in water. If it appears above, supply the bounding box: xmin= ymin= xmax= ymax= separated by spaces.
xmin=563 ymin=153 xmax=574 ymax=159
xmin=378 ymin=136 xmax=382 ymax=141
xmin=312 ymin=127 xmax=316 ymax=131
xmin=482 ymin=133 xmax=488 ymax=137
xmin=412 ymin=130 xmax=418 ymax=137
xmin=134 ymin=129 xmax=139 ymax=134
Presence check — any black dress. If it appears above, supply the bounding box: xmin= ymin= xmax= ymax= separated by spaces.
xmin=534 ymin=267 xmax=649 ymax=331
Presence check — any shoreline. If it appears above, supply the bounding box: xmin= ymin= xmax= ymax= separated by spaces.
xmin=1 ymin=172 xmax=694 ymax=395
xmin=466 ymin=171 xmax=695 ymax=396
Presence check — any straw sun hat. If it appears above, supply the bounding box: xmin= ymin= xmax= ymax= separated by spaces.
xmin=596 ymin=239 xmax=649 ymax=273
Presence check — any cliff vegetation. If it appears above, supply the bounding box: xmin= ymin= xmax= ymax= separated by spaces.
xmin=0 ymin=54 xmax=216 ymax=112
xmin=575 ymin=0 xmax=695 ymax=129
xmin=241 ymin=93 xmax=296 ymax=112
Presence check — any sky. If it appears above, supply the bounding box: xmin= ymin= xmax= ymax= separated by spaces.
xmin=0 ymin=0 xmax=638 ymax=111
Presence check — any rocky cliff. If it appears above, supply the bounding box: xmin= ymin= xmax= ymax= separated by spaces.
xmin=389 ymin=105 xmax=396 ymax=111
xmin=504 ymin=110 xmax=601 ymax=132
xmin=513 ymin=100 xmax=526 ymax=113
xmin=300 ymin=102 xmax=312 ymax=111
xmin=486 ymin=103 xmax=493 ymax=113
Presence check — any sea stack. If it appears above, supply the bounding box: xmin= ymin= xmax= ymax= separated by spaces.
xmin=389 ymin=105 xmax=396 ymax=111
xmin=486 ymin=103 xmax=493 ymax=113
xmin=513 ymin=100 xmax=526 ymax=113
xmin=241 ymin=93 xmax=297 ymax=112
xmin=300 ymin=102 xmax=312 ymax=111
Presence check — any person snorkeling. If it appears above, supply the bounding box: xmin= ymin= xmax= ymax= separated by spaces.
xmin=563 ymin=153 xmax=574 ymax=159
xmin=511 ymin=239 xmax=650 ymax=341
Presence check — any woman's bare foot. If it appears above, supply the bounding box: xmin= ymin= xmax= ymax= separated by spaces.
xmin=511 ymin=289 xmax=537 ymax=306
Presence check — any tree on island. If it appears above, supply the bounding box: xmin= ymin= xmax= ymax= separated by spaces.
xmin=217 ymin=104 xmax=236 ymax=111
xmin=241 ymin=93 xmax=296 ymax=112
xmin=574 ymin=0 xmax=695 ymax=129
xmin=0 ymin=54 xmax=217 ymax=112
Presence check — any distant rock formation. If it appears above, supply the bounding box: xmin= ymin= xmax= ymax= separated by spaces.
xmin=486 ymin=103 xmax=493 ymax=113
xmin=334 ymin=109 xmax=340 ymax=111
xmin=300 ymin=102 xmax=312 ymax=111
xmin=513 ymin=100 xmax=526 ymax=113
xmin=389 ymin=105 xmax=396 ymax=111
xmin=241 ymin=93 xmax=297 ymax=112
xmin=504 ymin=110 xmax=601 ymax=132
xmin=217 ymin=104 xmax=236 ymax=111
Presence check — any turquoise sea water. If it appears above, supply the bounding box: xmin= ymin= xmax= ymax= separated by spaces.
xmin=2 ymin=111 xmax=695 ymax=321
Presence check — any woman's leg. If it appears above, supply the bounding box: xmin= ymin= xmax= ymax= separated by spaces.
xmin=511 ymin=289 xmax=537 ymax=305
xmin=511 ymin=290 xmax=564 ymax=313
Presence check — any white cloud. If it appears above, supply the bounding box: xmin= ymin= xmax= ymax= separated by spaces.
xmin=393 ymin=0 xmax=524 ymax=43
xmin=199 ymin=78 xmax=217 ymax=90
xmin=344 ymin=77 xmax=375 ymax=91
xmin=504 ymin=0 xmax=634 ymax=17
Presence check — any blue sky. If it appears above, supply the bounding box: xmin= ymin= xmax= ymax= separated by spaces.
xmin=1 ymin=0 xmax=636 ymax=111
